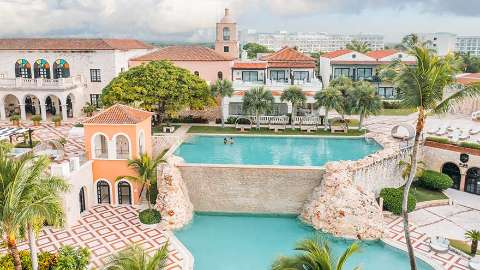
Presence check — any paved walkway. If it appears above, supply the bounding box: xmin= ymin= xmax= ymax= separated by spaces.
xmin=446 ymin=189 xmax=480 ymax=211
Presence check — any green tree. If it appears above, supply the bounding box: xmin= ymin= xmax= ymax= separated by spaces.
xmin=385 ymin=45 xmax=480 ymax=270
xmin=243 ymin=43 xmax=274 ymax=59
xmin=455 ymin=52 xmax=480 ymax=73
xmin=314 ymin=87 xmax=343 ymax=130
xmin=280 ymin=86 xmax=306 ymax=129
xmin=272 ymin=237 xmax=360 ymax=270
xmin=346 ymin=40 xmax=371 ymax=53
xmin=105 ymin=243 xmax=168 ymax=270
xmin=211 ymin=79 xmax=234 ymax=128
xmin=465 ymin=230 xmax=480 ymax=255
xmin=352 ymin=81 xmax=382 ymax=129
xmin=116 ymin=154 xmax=166 ymax=210
xmin=242 ymin=86 xmax=274 ymax=129
xmin=329 ymin=77 xmax=356 ymax=121
xmin=101 ymin=60 xmax=215 ymax=123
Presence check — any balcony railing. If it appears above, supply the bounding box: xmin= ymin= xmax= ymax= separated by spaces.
xmin=233 ymin=78 xmax=323 ymax=90
xmin=0 ymin=75 xmax=83 ymax=89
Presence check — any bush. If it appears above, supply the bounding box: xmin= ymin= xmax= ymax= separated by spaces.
xmin=73 ymin=123 xmax=84 ymax=128
xmin=52 ymin=116 xmax=62 ymax=123
xmin=31 ymin=115 xmax=42 ymax=122
xmin=10 ymin=114 xmax=20 ymax=121
xmin=226 ymin=116 xmax=237 ymax=124
xmin=55 ymin=246 xmax=90 ymax=270
xmin=139 ymin=209 xmax=161 ymax=224
xmin=380 ymin=188 xmax=416 ymax=215
xmin=459 ymin=141 xmax=480 ymax=150
xmin=0 ymin=250 xmax=58 ymax=270
xmin=382 ymin=100 xmax=402 ymax=109
xmin=166 ymin=116 xmax=208 ymax=124
xmin=149 ymin=180 xmax=158 ymax=205
xmin=418 ymin=170 xmax=453 ymax=191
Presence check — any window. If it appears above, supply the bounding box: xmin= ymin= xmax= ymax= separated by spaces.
xmin=271 ymin=103 xmax=288 ymax=115
xmin=224 ymin=46 xmax=229 ymax=52
xmin=242 ymin=71 xmax=259 ymax=82
xmin=34 ymin=59 xmax=50 ymax=79
xmin=217 ymin=71 xmax=223 ymax=80
xmin=15 ymin=59 xmax=31 ymax=78
xmin=270 ymin=70 xmax=286 ymax=82
xmin=333 ymin=68 xmax=350 ymax=79
xmin=377 ymin=87 xmax=397 ymax=99
xmin=53 ymin=59 xmax=70 ymax=79
xmin=223 ymin=27 xmax=230 ymax=41
xmin=194 ymin=71 xmax=199 ymax=76
xmin=228 ymin=102 xmax=243 ymax=115
xmin=293 ymin=71 xmax=309 ymax=82
xmin=93 ymin=134 xmax=108 ymax=159
xmin=115 ymin=134 xmax=130 ymax=159
xmin=356 ymin=68 xmax=373 ymax=80
xmin=90 ymin=69 xmax=101 ymax=82
xmin=90 ymin=94 xmax=101 ymax=108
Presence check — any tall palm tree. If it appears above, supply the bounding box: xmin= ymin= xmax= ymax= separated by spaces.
xmin=117 ymin=153 xmax=166 ymax=209
xmin=272 ymin=237 xmax=360 ymax=270
xmin=386 ymin=45 xmax=480 ymax=270
xmin=346 ymin=40 xmax=371 ymax=53
xmin=280 ymin=86 xmax=306 ymax=129
xmin=242 ymin=86 xmax=274 ymax=129
xmin=315 ymin=87 xmax=343 ymax=130
xmin=465 ymin=230 xmax=480 ymax=255
xmin=211 ymin=79 xmax=234 ymax=128
xmin=352 ymin=81 xmax=382 ymax=129
xmin=105 ymin=243 xmax=169 ymax=270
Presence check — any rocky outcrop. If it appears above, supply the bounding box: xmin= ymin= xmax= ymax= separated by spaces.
xmin=156 ymin=156 xmax=194 ymax=230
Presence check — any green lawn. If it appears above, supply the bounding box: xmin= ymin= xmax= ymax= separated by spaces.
xmin=187 ymin=126 xmax=365 ymax=136
xmin=411 ymin=186 xmax=448 ymax=202
xmin=379 ymin=108 xmax=417 ymax=116
xmin=152 ymin=124 xmax=181 ymax=134
xmin=449 ymin=239 xmax=478 ymax=256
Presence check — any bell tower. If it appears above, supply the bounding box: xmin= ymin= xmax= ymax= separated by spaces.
xmin=214 ymin=8 xmax=239 ymax=59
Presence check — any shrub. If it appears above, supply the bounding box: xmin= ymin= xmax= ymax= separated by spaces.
xmin=31 ymin=115 xmax=42 ymax=122
xmin=380 ymin=188 xmax=416 ymax=215
xmin=55 ymin=246 xmax=90 ymax=270
xmin=52 ymin=116 xmax=62 ymax=123
xmin=426 ymin=136 xmax=450 ymax=144
xmin=459 ymin=141 xmax=480 ymax=150
xmin=226 ymin=116 xmax=237 ymax=124
xmin=167 ymin=116 xmax=208 ymax=124
xmin=0 ymin=250 xmax=57 ymax=270
xmin=10 ymin=114 xmax=20 ymax=121
xmin=418 ymin=170 xmax=453 ymax=191
xmin=73 ymin=123 xmax=84 ymax=128
xmin=149 ymin=180 xmax=158 ymax=205
xmin=382 ymin=100 xmax=402 ymax=109
xmin=139 ymin=209 xmax=161 ymax=224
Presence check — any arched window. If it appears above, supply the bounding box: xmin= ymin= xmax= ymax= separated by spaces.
xmin=115 ymin=134 xmax=130 ymax=159
xmin=79 ymin=187 xmax=86 ymax=213
xmin=93 ymin=134 xmax=108 ymax=159
xmin=217 ymin=71 xmax=223 ymax=80
xmin=442 ymin=163 xmax=461 ymax=190
xmin=138 ymin=131 xmax=145 ymax=155
xmin=223 ymin=27 xmax=230 ymax=41
xmin=194 ymin=71 xmax=199 ymax=76
xmin=15 ymin=59 xmax=31 ymax=78
xmin=96 ymin=181 xmax=111 ymax=204
xmin=465 ymin=167 xmax=480 ymax=195
xmin=53 ymin=59 xmax=70 ymax=79
xmin=117 ymin=181 xmax=132 ymax=205
xmin=34 ymin=59 xmax=50 ymax=79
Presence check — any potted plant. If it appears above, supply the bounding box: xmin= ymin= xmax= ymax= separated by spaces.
xmin=10 ymin=114 xmax=20 ymax=126
xmin=52 ymin=115 xmax=62 ymax=127
xmin=31 ymin=115 xmax=42 ymax=126
xmin=82 ymin=102 xmax=95 ymax=117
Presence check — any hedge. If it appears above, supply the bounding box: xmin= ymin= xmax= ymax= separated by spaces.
xmin=0 ymin=246 xmax=88 ymax=270
xmin=418 ymin=170 xmax=453 ymax=191
xmin=139 ymin=209 xmax=161 ymax=224
xmin=380 ymin=188 xmax=416 ymax=215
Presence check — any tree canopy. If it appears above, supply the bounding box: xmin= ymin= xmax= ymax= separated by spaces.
xmin=101 ymin=60 xmax=215 ymax=118
xmin=243 ymin=43 xmax=274 ymax=59
xmin=345 ymin=40 xmax=371 ymax=53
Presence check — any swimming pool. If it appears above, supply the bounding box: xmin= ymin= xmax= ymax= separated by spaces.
xmin=175 ymin=213 xmax=434 ymax=270
xmin=174 ymin=135 xmax=382 ymax=166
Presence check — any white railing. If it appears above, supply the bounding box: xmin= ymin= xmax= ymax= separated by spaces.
xmin=0 ymin=75 xmax=83 ymax=89
xmin=233 ymin=78 xmax=322 ymax=90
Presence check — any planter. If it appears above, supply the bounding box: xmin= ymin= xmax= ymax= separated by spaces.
xmin=33 ymin=120 xmax=41 ymax=126
xmin=54 ymin=121 xmax=61 ymax=127
xmin=12 ymin=120 xmax=20 ymax=126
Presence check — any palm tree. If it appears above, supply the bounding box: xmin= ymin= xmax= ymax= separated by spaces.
xmin=272 ymin=237 xmax=360 ymax=270
xmin=328 ymin=77 xmax=356 ymax=122
xmin=280 ymin=86 xmax=306 ymax=129
xmin=465 ymin=230 xmax=480 ymax=255
xmin=352 ymin=81 xmax=382 ymax=129
xmin=315 ymin=87 xmax=343 ymax=130
xmin=211 ymin=79 xmax=234 ymax=128
xmin=386 ymin=45 xmax=480 ymax=270
xmin=105 ymin=243 xmax=168 ymax=270
xmin=242 ymin=86 xmax=274 ymax=129
xmin=346 ymin=40 xmax=371 ymax=53
xmin=117 ymin=153 xmax=166 ymax=209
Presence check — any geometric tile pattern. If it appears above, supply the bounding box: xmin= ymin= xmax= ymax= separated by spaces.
xmin=0 ymin=205 xmax=185 ymax=269
xmin=385 ymin=213 xmax=470 ymax=270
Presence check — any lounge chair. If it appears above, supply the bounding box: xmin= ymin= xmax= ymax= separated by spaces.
xmin=300 ymin=116 xmax=319 ymax=132
xmin=459 ymin=129 xmax=471 ymax=140
xmin=470 ymin=255 xmax=480 ymax=270
xmin=268 ymin=116 xmax=288 ymax=132
xmin=470 ymin=126 xmax=480 ymax=135
xmin=235 ymin=117 xmax=252 ymax=132
xmin=427 ymin=126 xmax=440 ymax=134
xmin=449 ymin=129 xmax=461 ymax=142
xmin=436 ymin=124 xmax=449 ymax=136
xmin=429 ymin=236 xmax=449 ymax=253
xmin=292 ymin=116 xmax=302 ymax=130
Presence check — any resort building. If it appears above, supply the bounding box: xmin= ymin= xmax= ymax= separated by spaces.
xmin=319 ymin=49 xmax=416 ymax=99
xmin=0 ymin=38 xmax=154 ymax=120
xmin=418 ymin=32 xmax=480 ymax=56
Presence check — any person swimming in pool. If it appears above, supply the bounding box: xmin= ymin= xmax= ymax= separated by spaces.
xmin=224 ymin=137 xmax=228 ymax=144
xmin=229 ymin=137 xmax=234 ymax=144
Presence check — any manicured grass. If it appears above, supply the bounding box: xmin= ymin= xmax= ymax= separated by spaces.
xmin=379 ymin=108 xmax=417 ymax=116
xmin=187 ymin=126 xmax=365 ymax=136
xmin=449 ymin=239 xmax=479 ymax=255
xmin=411 ymin=186 xmax=448 ymax=202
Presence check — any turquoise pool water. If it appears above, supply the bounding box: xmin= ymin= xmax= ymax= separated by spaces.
xmin=174 ymin=135 xmax=381 ymax=166
xmin=175 ymin=213 xmax=434 ymax=270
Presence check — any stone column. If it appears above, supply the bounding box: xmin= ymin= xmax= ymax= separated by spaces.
xmin=61 ymin=105 xmax=68 ymax=120
xmin=54 ymin=101 xmax=60 ymax=117
xmin=0 ymin=102 xmax=5 ymax=120
xmin=19 ymin=104 xmax=26 ymax=120
xmin=40 ymin=104 xmax=47 ymax=121
xmin=459 ymin=171 xmax=467 ymax=192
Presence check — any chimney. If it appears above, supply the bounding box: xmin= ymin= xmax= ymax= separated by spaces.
xmin=225 ymin=8 xmax=230 ymax=16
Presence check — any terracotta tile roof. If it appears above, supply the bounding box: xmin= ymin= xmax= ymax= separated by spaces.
xmin=233 ymin=61 xmax=267 ymax=69
xmin=260 ymin=47 xmax=315 ymax=62
xmin=321 ymin=49 xmax=353 ymax=59
xmin=456 ymin=73 xmax=480 ymax=85
xmin=131 ymin=46 xmax=232 ymax=61
xmin=83 ymin=104 xmax=152 ymax=125
xmin=366 ymin=49 xmax=398 ymax=59
xmin=0 ymin=38 xmax=153 ymax=51
xmin=331 ymin=60 xmax=416 ymax=65
xmin=268 ymin=61 xmax=316 ymax=68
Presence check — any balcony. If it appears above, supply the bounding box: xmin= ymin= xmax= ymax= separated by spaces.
xmin=232 ymin=78 xmax=323 ymax=91
xmin=0 ymin=75 xmax=83 ymax=90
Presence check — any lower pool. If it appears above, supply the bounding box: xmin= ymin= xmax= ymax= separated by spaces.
xmin=175 ymin=213 xmax=434 ymax=270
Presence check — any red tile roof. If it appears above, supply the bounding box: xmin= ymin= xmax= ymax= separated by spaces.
xmin=131 ymin=46 xmax=232 ymax=61
xmin=0 ymin=38 xmax=153 ymax=51
xmin=260 ymin=47 xmax=315 ymax=62
xmin=366 ymin=49 xmax=398 ymax=59
xmin=83 ymin=104 xmax=152 ymax=125
xmin=233 ymin=61 xmax=268 ymax=69
xmin=268 ymin=61 xmax=315 ymax=68
xmin=331 ymin=60 xmax=416 ymax=65
xmin=456 ymin=73 xmax=480 ymax=85
xmin=321 ymin=49 xmax=353 ymax=59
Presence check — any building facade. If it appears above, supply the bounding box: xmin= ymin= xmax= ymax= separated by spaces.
xmin=418 ymin=32 xmax=480 ymax=56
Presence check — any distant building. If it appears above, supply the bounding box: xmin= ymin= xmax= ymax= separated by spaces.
xmin=239 ymin=30 xmax=384 ymax=53
xmin=418 ymin=32 xmax=480 ymax=56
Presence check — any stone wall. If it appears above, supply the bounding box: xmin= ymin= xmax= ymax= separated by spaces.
xmin=177 ymin=164 xmax=323 ymax=214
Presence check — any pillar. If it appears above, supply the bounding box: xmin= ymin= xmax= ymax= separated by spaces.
xmin=61 ymin=105 xmax=68 ymax=120
xmin=0 ymin=102 xmax=5 ymax=120
xmin=41 ymin=104 xmax=47 ymax=121
xmin=459 ymin=172 xmax=467 ymax=192
xmin=19 ymin=104 xmax=26 ymax=120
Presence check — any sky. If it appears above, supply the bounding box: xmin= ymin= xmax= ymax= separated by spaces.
xmin=1 ymin=0 xmax=480 ymax=43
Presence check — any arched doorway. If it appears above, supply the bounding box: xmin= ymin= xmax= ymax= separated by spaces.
xmin=45 ymin=95 xmax=61 ymax=117
xmin=96 ymin=180 xmax=111 ymax=204
xmin=24 ymin=94 xmax=41 ymax=119
xmin=442 ymin=162 xmax=461 ymax=190
xmin=79 ymin=187 xmax=86 ymax=213
xmin=117 ymin=181 xmax=132 ymax=205
xmin=465 ymin=167 xmax=480 ymax=195
xmin=4 ymin=94 xmax=20 ymax=117
xmin=66 ymin=94 xmax=74 ymax=118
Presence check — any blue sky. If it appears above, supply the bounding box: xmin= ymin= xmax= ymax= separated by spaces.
xmin=0 ymin=0 xmax=479 ymax=42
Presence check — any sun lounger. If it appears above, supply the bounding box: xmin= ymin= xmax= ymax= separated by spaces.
xmin=469 ymin=255 xmax=480 ymax=270
xmin=235 ymin=117 xmax=252 ymax=132
xmin=268 ymin=116 xmax=289 ymax=132
xmin=300 ymin=116 xmax=319 ymax=132
xmin=470 ymin=126 xmax=480 ymax=135
xmin=429 ymin=236 xmax=449 ymax=253
xmin=459 ymin=129 xmax=471 ymax=140
xmin=436 ymin=124 xmax=449 ymax=136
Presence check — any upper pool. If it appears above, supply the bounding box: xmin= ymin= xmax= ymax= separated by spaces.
xmin=174 ymin=135 xmax=382 ymax=166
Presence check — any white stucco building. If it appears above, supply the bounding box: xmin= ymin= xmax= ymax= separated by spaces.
xmin=0 ymin=38 xmax=154 ymax=120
